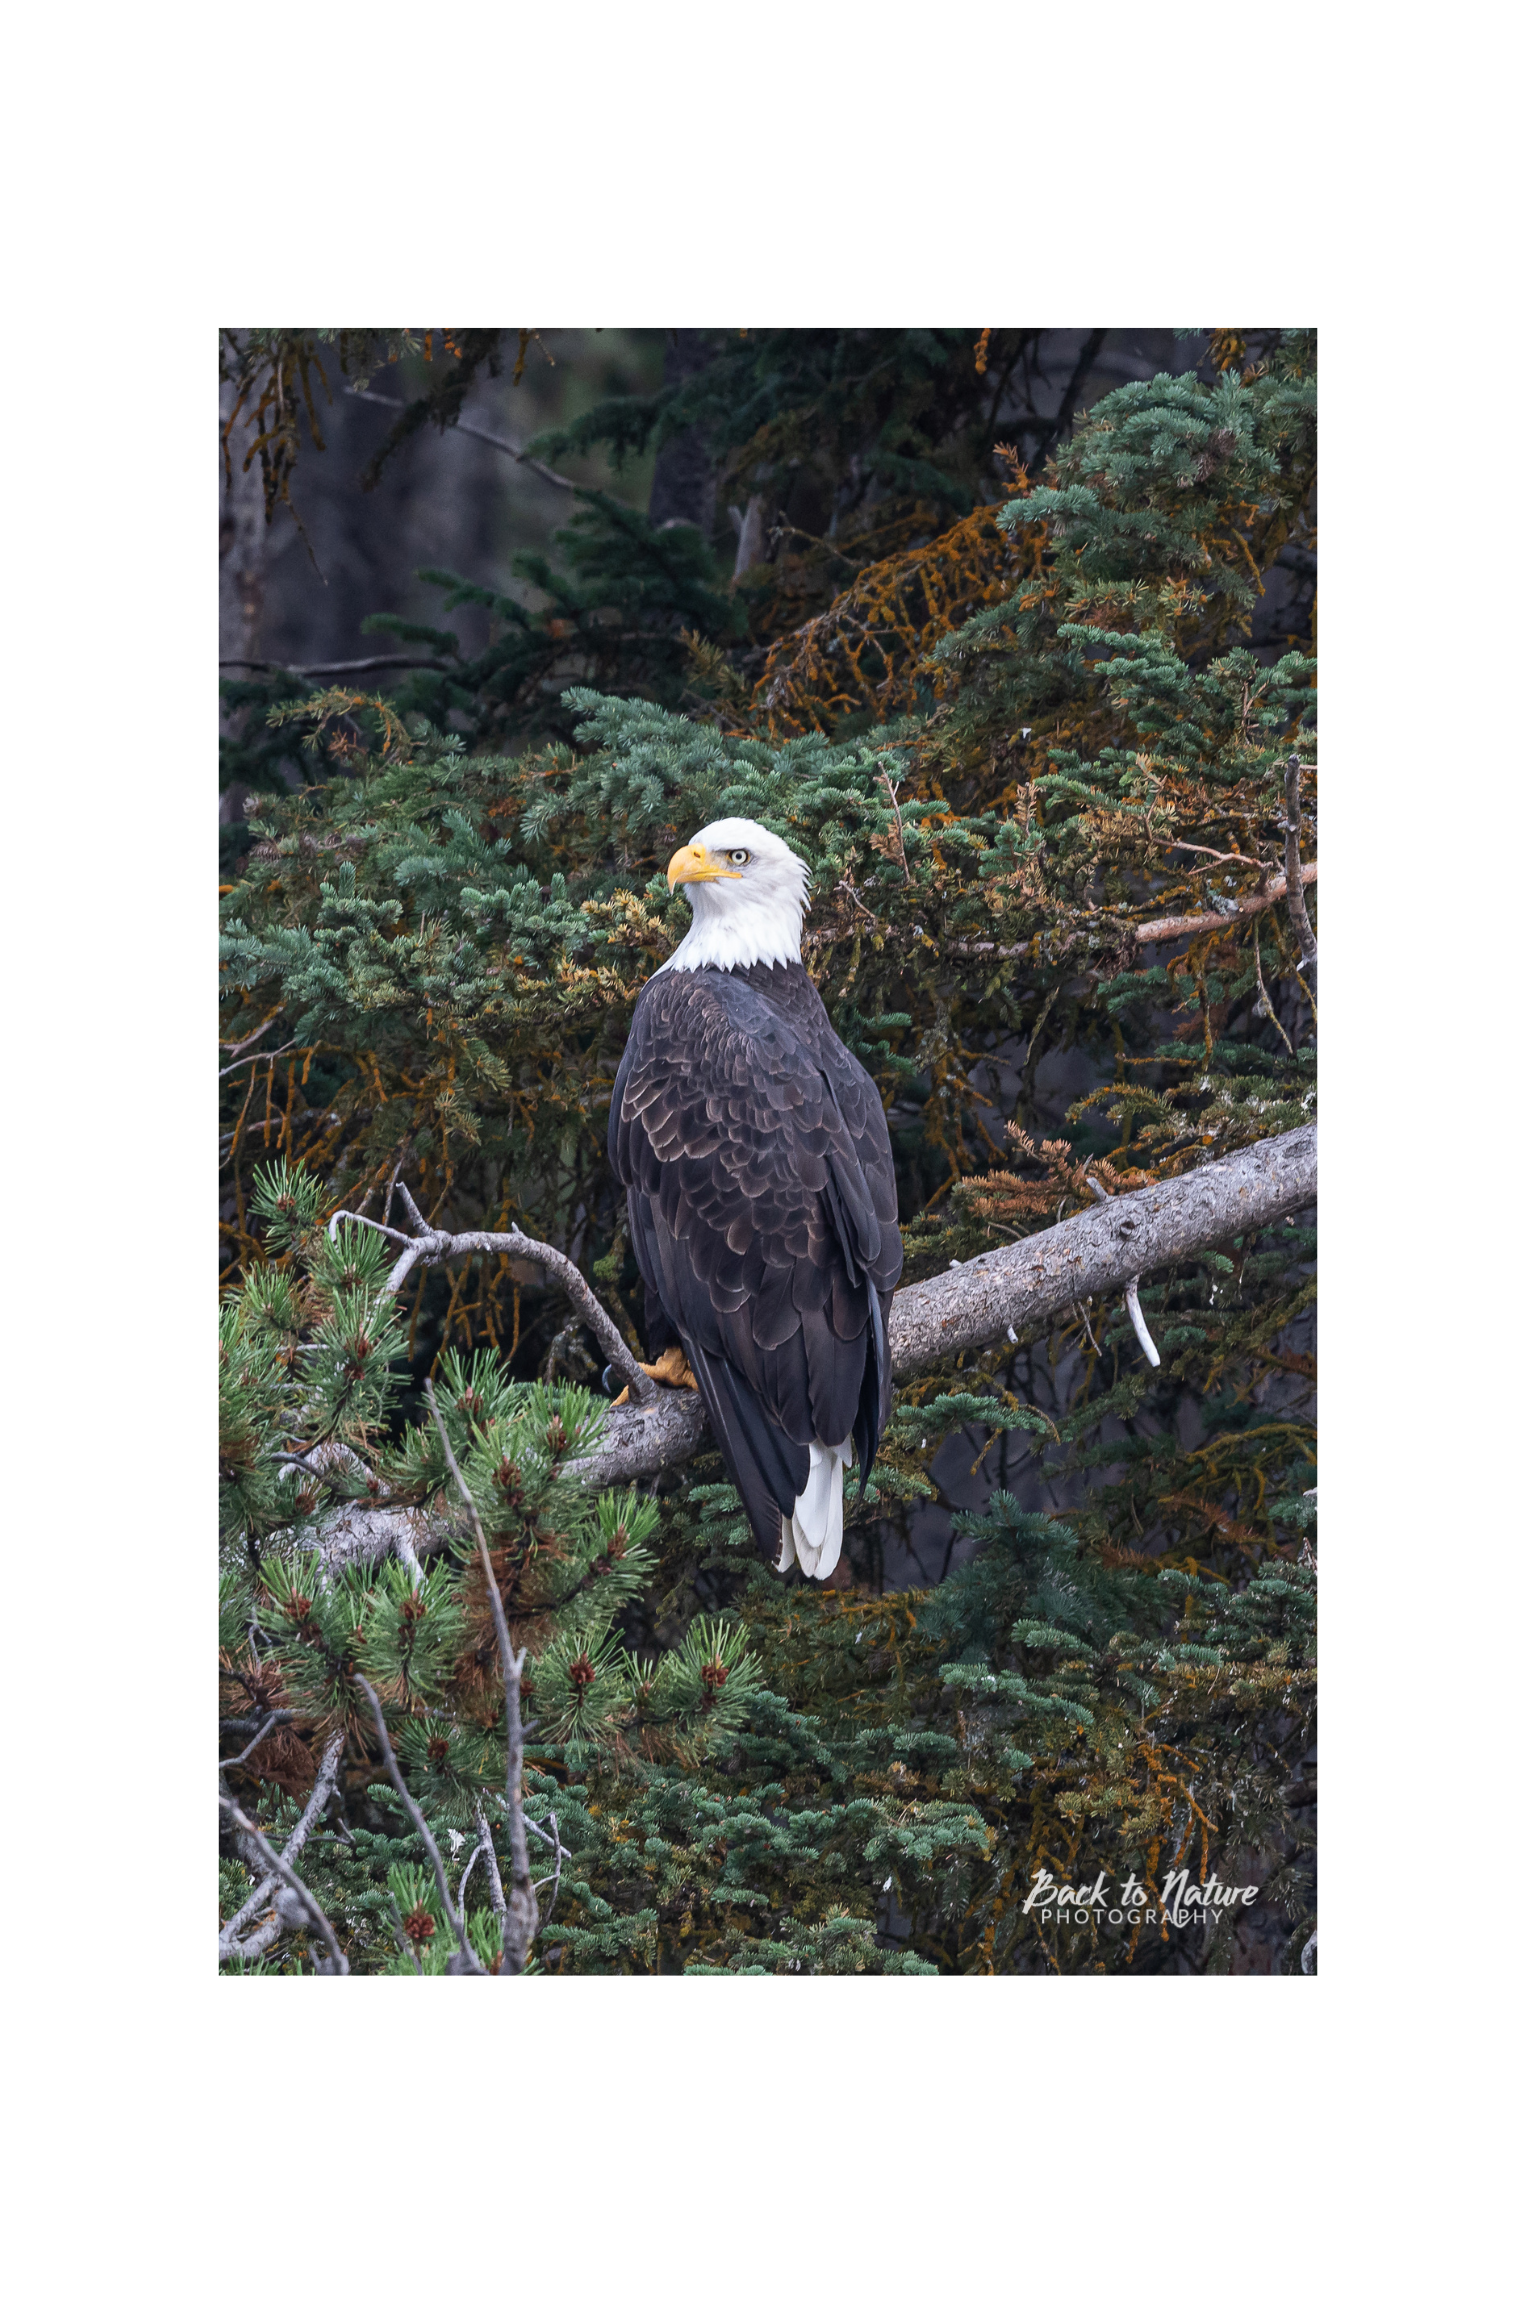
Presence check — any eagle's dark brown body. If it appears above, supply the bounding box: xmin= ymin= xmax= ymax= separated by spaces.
xmin=608 ymin=960 xmax=903 ymax=1562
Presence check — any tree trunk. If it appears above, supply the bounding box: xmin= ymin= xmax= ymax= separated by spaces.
xmin=219 ymin=368 xmax=270 ymax=826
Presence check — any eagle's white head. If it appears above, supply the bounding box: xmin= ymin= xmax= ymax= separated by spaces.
xmin=658 ymin=816 xmax=810 ymax=973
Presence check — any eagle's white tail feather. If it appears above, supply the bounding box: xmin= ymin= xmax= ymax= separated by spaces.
xmin=779 ymin=1438 xmax=854 ymax=1580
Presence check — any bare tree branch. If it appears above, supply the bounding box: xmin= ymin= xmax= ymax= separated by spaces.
xmin=802 ymin=865 xmax=1319 ymax=963
xmin=877 ymin=767 xmax=912 ymax=882
xmin=218 ymin=1787 xmax=347 ymax=1972
xmin=475 ymin=1800 xmax=507 ymax=1918
xmin=534 ymin=1811 xmax=564 ymax=1924
xmin=219 ymin=1012 xmax=282 ymax=1057
xmin=1124 ymin=1275 xmax=1161 ymax=1369
xmin=569 ymin=1123 xmax=1317 ymax=1486
xmin=219 ymin=655 xmax=455 ymax=677
xmin=897 ymin=1125 xmax=1315 ymax=1375
xmin=1282 ymin=753 xmax=1319 ymax=983
xmin=220 ymin=1714 xmax=283 ymax=1776
xmin=522 ymin=1811 xmax=563 ymax=1855
xmin=1082 ymin=1175 xmax=1161 ymax=1368
xmin=304 ymin=1130 xmax=1316 ymax=1540
xmin=425 ymin=1379 xmax=540 ymax=1974
xmin=569 ymin=1386 xmax=710 ymax=1487
xmin=354 ymin=1674 xmax=485 ymax=1975
xmin=219 ymin=1728 xmax=345 ymax=1960
xmin=217 ymin=1732 xmax=350 ymax=1972
xmin=456 ymin=1836 xmax=484 ymax=1925
xmin=1134 ymin=863 xmax=1318 ymax=947
xmin=219 ymin=1040 xmax=298 ymax=1078
xmin=1162 ymin=840 xmax=1276 ymax=869
xmin=347 ymin=384 xmax=578 ymax=493
xmin=1252 ymin=918 xmax=1294 ymax=1054
xmin=1028 ymin=326 xmax=1107 ymax=475
xmin=331 ymin=1189 xmax=657 ymax=1406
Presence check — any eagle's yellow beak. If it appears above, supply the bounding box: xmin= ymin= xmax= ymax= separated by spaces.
xmin=667 ymin=843 xmax=742 ymax=889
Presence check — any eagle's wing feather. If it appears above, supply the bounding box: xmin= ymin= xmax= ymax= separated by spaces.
xmin=609 ymin=965 xmax=901 ymax=1559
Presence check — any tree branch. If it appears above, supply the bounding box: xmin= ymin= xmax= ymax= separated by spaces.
xmin=801 ymin=864 xmax=1318 ymax=963
xmin=220 ymin=1039 xmax=299 ymax=1078
xmin=898 ymin=1125 xmax=1315 ymax=1374
xmin=1134 ymin=863 xmax=1317 ymax=947
xmin=456 ymin=1837 xmax=485 ymax=1924
xmin=533 ymin=1812 xmax=564 ymax=1923
xmin=354 ymin=1674 xmax=485 ymax=1975
xmin=220 ymin=1713 xmax=283 ymax=1776
xmin=425 ymin=1379 xmax=540 ymax=1974
xmin=219 ymin=1782 xmax=350 ymax=1972
xmin=1028 ymin=327 xmax=1107 ymax=475
xmin=474 ymin=1799 xmax=507 ymax=1917
xmin=220 ymin=655 xmax=454 ymax=678
xmin=219 ymin=1728 xmax=345 ymax=1960
xmin=307 ymin=1131 xmax=1316 ymax=1538
xmin=568 ymin=1123 xmax=1317 ymax=1486
xmin=347 ymin=385 xmax=578 ymax=492
xmin=331 ymin=1190 xmax=657 ymax=1405
xmin=1282 ymin=753 xmax=1319 ymax=983
xmin=219 ymin=1012 xmax=283 ymax=1057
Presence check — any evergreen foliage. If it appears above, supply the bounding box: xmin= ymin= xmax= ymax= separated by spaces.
xmin=220 ymin=327 xmax=1317 ymax=1973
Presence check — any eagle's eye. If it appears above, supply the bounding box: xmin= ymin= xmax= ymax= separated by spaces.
xmin=727 ymin=848 xmax=750 ymax=866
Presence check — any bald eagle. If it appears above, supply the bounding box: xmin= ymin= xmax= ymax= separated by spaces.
xmin=609 ymin=818 xmax=902 ymax=1579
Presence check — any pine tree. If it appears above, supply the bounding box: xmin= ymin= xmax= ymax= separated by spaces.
xmin=219 ymin=327 xmax=1317 ymax=1973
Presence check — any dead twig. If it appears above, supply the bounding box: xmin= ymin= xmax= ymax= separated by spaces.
xmin=1252 ymin=919 xmax=1294 ymax=1054
xmin=347 ymin=384 xmax=577 ymax=493
xmin=456 ymin=1837 xmax=484 ymax=1924
xmin=219 ymin=1714 xmax=283 ymax=1776
xmin=1136 ymin=863 xmax=1318 ymax=946
xmin=532 ymin=1811 xmax=565 ymax=1923
xmin=218 ymin=1792 xmax=349 ymax=1972
xmin=1124 ymin=1275 xmax=1161 ymax=1369
xmin=220 ymin=655 xmax=450 ymax=678
xmin=877 ymin=767 xmax=912 ymax=882
xmin=1282 ymin=754 xmax=1319 ymax=985
xmin=837 ymin=875 xmax=881 ymax=927
xmin=1162 ymin=840 xmax=1275 ymax=870
xmin=354 ymin=1674 xmax=486 ymax=1975
xmin=219 ymin=1728 xmax=345 ymax=1959
xmin=219 ymin=1013 xmax=282 ymax=1058
xmin=426 ymin=1379 xmax=540 ymax=1974
xmin=220 ymin=1039 xmax=299 ymax=1079
xmin=474 ymin=1800 xmax=507 ymax=1917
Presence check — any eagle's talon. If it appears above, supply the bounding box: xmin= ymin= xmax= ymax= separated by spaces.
xmin=612 ymin=1344 xmax=698 ymax=1406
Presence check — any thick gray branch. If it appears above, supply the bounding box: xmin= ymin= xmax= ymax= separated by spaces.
xmin=570 ymin=1385 xmax=711 ymax=1486
xmin=569 ymin=1124 xmax=1317 ymax=1486
xmin=311 ymin=1130 xmax=1316 ymax=1515
xmin=893 ymin=1123 xmax=1316 ymax=1370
